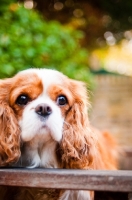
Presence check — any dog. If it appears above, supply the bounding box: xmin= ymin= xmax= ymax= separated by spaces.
xmin=0 ymin=68 xmax=118 ymax=200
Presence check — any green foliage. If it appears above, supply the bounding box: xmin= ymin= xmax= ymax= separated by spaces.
xmin=0 ymin=0 xmax=17 ymax=15
xmin=0 ymin=4 xmax=93 ymax=87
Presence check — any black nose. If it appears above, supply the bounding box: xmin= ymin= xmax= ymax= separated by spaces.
xmin=35 ymin=103 xmax=52 ymax=117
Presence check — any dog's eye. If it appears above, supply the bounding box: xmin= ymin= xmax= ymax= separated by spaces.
xmin=57 ymin=95 xmax=67 ymax=106
xmin=16 ymin=95 xmax=29 ymax=106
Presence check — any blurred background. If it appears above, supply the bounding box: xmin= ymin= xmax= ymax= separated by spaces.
xmin=0 ymin=0 xmax=132 ymax=169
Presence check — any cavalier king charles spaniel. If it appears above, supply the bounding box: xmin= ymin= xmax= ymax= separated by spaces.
xmin=0 ymin=68 xmax=118 ymax=200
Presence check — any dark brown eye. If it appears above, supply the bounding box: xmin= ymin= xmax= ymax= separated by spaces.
xmin=57 ymin=95 xmax=67 ymax=106
xmin=16 ymin=95 xmax=29 ymax=106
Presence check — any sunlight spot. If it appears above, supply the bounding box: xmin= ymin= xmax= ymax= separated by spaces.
xmin=104 ymin=32 xmax=116 ymax=46
xmin=73 ymin=9 xmax=83 ymax=18
xmin=54 ymin=2 xmax=64 ymax=11
xmin=24 ymin=0 xmax=34 ymax=9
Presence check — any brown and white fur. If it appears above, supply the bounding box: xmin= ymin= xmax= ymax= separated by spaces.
xmin=0 ymin=68 xmax=118 ymax=200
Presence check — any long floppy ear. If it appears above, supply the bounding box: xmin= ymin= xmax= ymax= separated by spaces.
xmin=60 ymin=80 xmax=96 ymax=169
xmin=0 ymin=79 xmax=20 ymax=166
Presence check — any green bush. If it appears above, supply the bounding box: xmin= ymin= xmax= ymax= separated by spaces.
xmin=0 ymin=0 xmax=17 ymax=15
xmin=0 ymin=3 xmax=93 ymax=86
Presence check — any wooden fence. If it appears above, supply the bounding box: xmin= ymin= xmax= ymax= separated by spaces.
xmin=0 ymin=168 xmax=132 ymax=200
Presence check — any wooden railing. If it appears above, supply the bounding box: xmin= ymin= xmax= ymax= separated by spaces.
xmin=0 ymin=168 xmax=132 ymax=199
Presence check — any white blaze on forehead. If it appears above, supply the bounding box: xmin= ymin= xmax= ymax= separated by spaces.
xmin=18 ymin=68 xmax=65 ymax=93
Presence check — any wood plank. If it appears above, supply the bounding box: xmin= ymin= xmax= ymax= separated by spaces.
xmin=0 ymin=168 xmax=132 ymax=192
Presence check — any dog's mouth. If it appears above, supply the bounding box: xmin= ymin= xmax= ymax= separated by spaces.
xmin=38 ymin=115 xmax=49 ymax=122
xmin=38 ymin=115 xmax=52 ymax=131
xmin=42 ymin=124 xmax=48 ymax=129
xmin=40 ymin=123 xmax=50 ymax=132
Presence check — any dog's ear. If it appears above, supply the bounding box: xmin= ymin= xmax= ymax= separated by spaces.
xmin=60 ymin=80 xmax=96 ymax=169
xmin=0 ymin=79 xmax=20 ymax=166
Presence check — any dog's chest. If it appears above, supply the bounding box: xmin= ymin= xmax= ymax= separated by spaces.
xmin=17 ymin=138 xmax=59 ymax=168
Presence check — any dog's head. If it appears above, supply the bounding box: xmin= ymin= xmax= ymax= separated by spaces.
xmin=0 ymin=69 xmax=93 ymax=167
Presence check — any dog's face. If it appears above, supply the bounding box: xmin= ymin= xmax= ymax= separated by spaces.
xmin=8 ymin=69 xmax=76 ymax=143
xmin=0 ymin=68 xmax=90 ymax=167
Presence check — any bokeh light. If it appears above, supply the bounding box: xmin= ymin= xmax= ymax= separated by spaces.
xmin=24 ymin=0 xmax=34 ymax=9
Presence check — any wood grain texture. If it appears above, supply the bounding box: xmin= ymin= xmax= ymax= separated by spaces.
xmin=0 ymin=168 xmax=132 ymax=192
